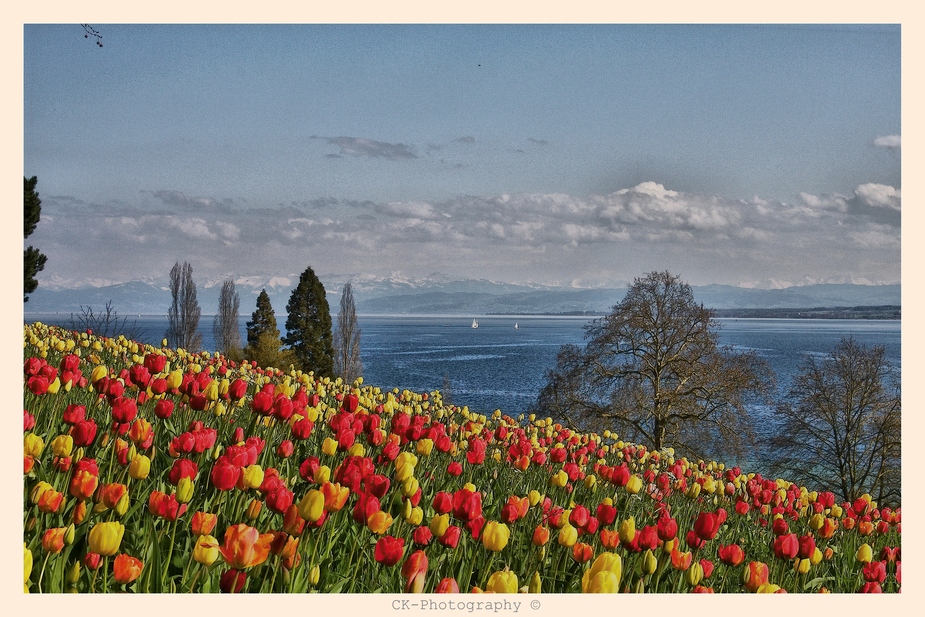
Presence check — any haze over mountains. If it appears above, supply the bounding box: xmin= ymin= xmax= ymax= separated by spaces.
xmin=25 ymin=273 xmax=901 ymax=317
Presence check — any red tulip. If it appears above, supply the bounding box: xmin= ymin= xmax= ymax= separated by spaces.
xmin=374 ymin=536 xmax=405 ymax=566
xmin=693 ymin=511 xmax=721 ymax=541
xmin=211 ymin=457 xmax=241 ymax=491
xmin=772 ymin=533 xmax=799 ymax=560
xmin=718 ymin=543 xmax=745 ymax=567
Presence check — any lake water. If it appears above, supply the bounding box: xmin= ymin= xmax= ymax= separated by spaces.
xmin=25 ymin=312 xmax=900 ymax=467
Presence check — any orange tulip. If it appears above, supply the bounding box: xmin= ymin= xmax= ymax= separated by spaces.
xmin=320 ymin=482 xmax=350 ymax=512
xmin=217 ymin=524 xmax=274 ymax=569
xmin=743 ymin=561 xmax=770 ymax=593
xmin=532 ymin=525 xmax=550 ymax=547
xmin=402 ymin=550 xmax=428 ymax=593
xmin=112 ymin=554 xmax=144 ymax=584
xmin=599 ymin=528 xmax=620 ymax=550
xmin=42 ymin=527 xmax=67 ymax=554
xmin=191 ymin=511 xmax=218 ymax=536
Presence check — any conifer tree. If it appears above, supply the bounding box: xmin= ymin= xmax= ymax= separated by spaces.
xmin=284 ymin=267 xmax=334 ymax=376
xmin=24 ymin=176 xmax=47 ymax=302
xmin=243 ymin=289 xmax=292 ymax=369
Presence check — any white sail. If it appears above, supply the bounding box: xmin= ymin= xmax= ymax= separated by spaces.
xmin=472 ymin=319 xmax=479 ymax=328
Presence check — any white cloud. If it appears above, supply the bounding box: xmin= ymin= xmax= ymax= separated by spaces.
xmin=855 ymin=183 xmax=901 ymax=211
xmin=873 ymin=135 xmax=901 ymax=149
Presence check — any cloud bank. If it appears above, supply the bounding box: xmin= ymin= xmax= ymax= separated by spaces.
xmin=32 ymin=181 xmax=900 ymax=290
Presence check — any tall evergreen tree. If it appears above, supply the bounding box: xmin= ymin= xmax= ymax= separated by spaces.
xmin=165 ymin=261 xmax=203 ymax=351
xmin=213 ymin=279 xmax=242 ymax=357
xmin=334 ymin=282 xmax=363 ymax=383
xmin=24 ymin=176 xmax=47 ymax=302
xmin=284 ymin=266 xmax=334 ymax=376
xmin=243 ymin=289 xmax=291 ymax=369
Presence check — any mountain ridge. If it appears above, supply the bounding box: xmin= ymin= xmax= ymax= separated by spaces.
xmin=23 ymin=275 xmax=901 ymax=317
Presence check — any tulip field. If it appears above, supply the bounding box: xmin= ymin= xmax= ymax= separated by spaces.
xmin=23 ymin=321 xmax=900 ymax=594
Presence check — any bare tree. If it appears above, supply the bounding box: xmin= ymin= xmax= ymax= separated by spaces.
xmin=333 ymin=282 xmax=363 ymax=383
xmin=69 ymin=300 xmax=140 ymax=341
xmin=534 ymin=271 xmax=773 ymax=461
xmin=212 ymin=279 xmax=242 ymax=357
xmin=166 ymin=261 xmax=202 ymax=351
xmin=770 ymin=338 xmax=901 ymax=506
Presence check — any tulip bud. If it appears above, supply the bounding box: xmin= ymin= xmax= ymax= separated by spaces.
xmin=309 ymin=564 xmax=321 ymax=586
xmin=246 ymin=498 xmax=262 ymax=521
xmin=619 ymin=517 xmax=636 ymax=544
xmin=685 ymin=561 xmax=704 ymax=586
xmin=529 ymin=571 xmax=541 ymax=594
xmin=430 ymin=514 xmax=450 ymax=538
xmin=642 ymin=549 xmax=658 ymax=575
xmin=64 ymin=560 xmax=81 ymax=586
xmin=176 ymin=477 xmax=195 ymax=504
xmin=64 ymin=524 xmax=76 ymax=546
xmin=71 ymin=500 xmax=87 ymax=525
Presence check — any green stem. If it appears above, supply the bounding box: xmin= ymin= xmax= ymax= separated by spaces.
xmin=37 ymin=552 xmax=51 ymax=593
xmin=161 ymin=518 xmax=179 ymax=589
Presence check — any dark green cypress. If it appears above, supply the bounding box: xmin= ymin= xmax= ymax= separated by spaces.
xmin=284 ymin=267 xmax=334 ymax=376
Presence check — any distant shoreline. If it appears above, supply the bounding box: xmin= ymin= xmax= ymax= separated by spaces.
xmin=486 ymin=305 xmax=901 ymax=320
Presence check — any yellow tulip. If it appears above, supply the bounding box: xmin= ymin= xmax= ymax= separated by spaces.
xmin=557 ymin=524 xmax=578 ymax=547
xmin=24 ymin=544 xmax=32 ymax=587
xmin=23 ymin=433 xmax=44 ymax=458
xmin=193 ymin=535 xmax=220 ymax=566
xmin=482 ymin=521 xmax=511 ymax=552
xmin=367 ymin=510 xmax=394 ymax=534
xmin=430 ymin=513 xmax=450 ymax=538
xmin=241 ymin=465 xmax=265 ymax=490
xmin=51 ymin=434 xmax=74 ymax=458
xmin=322 ymin=438 xmax=338 ymax=456
xmin=625 ymin=475 xmax=643 ymax=494
xmin=618 ymin=517 xmax=636 ymax=544
xmin=485 ymin=570 xmax=518 ymax=593
xmin=298 ymin=489 xmax=325 ymax=523
xmin=129 ymin=454 xmax=151 ymax=480
xmin=581 ymin=552 xmax=622 ymax=593
xmin=88 ymin=521 xmax=125 ymax=556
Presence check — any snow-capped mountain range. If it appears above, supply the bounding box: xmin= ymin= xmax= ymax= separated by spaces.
xmin=24 ymin=273 xmax=901 ymax=317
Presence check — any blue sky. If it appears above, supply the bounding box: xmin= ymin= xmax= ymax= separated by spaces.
xmin=23 ymin=23 xmax=901 ymax=289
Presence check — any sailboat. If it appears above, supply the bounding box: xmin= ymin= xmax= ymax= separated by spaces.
xmin=514 ymin=322 xmax=519 ymax=329
xmin=471 ymin=318 xmax=479 ymax=328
